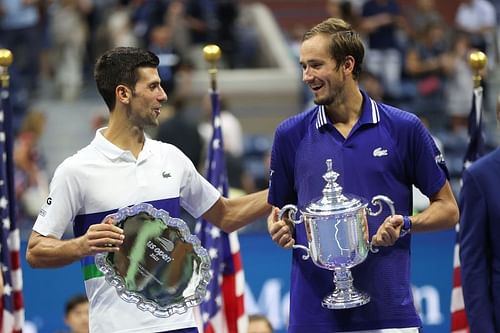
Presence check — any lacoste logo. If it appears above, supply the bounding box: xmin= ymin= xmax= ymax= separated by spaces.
xmin=372 ymin=147 xmax=388 ymax=157
xmin=162 ymin=171 xmax=171 ymax=178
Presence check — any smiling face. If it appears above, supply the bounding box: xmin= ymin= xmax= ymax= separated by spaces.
xmin=126 ymin=67 xmax=167 ymax=128
xmin=300 ymin=34 xmax=346 ymax=106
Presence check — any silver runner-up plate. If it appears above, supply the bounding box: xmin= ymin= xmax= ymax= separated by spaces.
xmin=95 ymin=203 xmax=211 ymax=317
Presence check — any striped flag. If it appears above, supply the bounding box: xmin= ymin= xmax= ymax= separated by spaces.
xmin=450 ymin=86 xmax=485 ymax=333
xmin=0 ymin=80 xmax=24 ymax=332
xmin=195 ymin=90 xmax=247 ymax=333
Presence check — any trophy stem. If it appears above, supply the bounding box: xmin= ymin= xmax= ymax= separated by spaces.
xmin=321 ymin=268 xmax=370 ymax=309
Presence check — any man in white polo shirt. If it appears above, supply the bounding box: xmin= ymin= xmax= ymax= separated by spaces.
xmin=25 ymin=47 xmax=270 ymax=333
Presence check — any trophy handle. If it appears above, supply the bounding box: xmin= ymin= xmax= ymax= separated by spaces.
xmin=277 ymin=204 xmax=310 ymax=260
xmin=367 ymin=195 xmax=396 ymax=254
xmin=367 ymin=195 xmax=395 ymax=217
xmin=292 ymin=244 xmax=311 ymax=260
xmin=278 ymin=204 xmax=302 ymax=225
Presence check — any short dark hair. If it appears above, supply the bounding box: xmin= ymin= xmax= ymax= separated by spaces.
xmin=94 ymin=47 xmax=160 ymax=111
xmin=303 ymin=18 xmax=364 ymax=80
xmin=64 ymin=294 xmax=88 ymax=316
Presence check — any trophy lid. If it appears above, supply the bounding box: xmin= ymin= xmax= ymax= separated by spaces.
xmin=303 ymin=159 xmax=366 ymax=215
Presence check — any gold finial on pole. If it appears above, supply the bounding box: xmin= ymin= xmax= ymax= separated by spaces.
xmin=0 ymin=49 xmax=13 ymax=89
xmin=202 ymin=44 xmax=221 ymax=92
xmin=469 ymin=50 xmax=487 ymax=88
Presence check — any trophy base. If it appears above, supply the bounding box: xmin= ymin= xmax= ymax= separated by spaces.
xmin=321 ymin=289 xmax=370 ymax=309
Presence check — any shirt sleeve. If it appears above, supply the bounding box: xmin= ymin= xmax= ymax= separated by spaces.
xmin=409 ymin=118 xmax=447 ymax=197
xmin=32 ymin=160 xmax=83 ymax=239
xmin=268 ymin=126 xmax=297 ymax=208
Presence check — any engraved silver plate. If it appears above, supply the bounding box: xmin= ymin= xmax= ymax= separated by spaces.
xmin=95 ymin=203 xmax=211 ymax=317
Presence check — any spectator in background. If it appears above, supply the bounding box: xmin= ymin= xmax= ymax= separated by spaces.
xmin=184 ymin=0 xmax=240 ymax=68
xmin=198 ymin=93 xmax=256 ymax=195
xmin=325 ymin=0 xmax=360 ymax=29
xmin=60 ymin=294 xmax=89 ymax=333
xmin=458 ymin=94 xmax=500 ymax=333
xmin=50 ymin=0 xmax=92 ymax=101
xmin=287 ymin=23 xmax=313 ymax=108
xmin=359 ymin=0 xmax=405 ymax=99
xmin=149 ymin=24 xmax=183 ymax=96
xmin=248 ymin=314 xmax=273 ymax=333
xmin=104 ymin=0 xmax=139 ymax=49
xmin=129 ymin=0 xmax=169 ymax=47
xmin=404 ymin=21 xmax=453 ymax=130
xmin=163 ymin=0 xmax=191 ymax=59
xmin=156 ymin=99 xmax=203 ymax=170
xmin=445 ymin=30 xmax=474 ymax=135
xmin=252 ymin=148 xmax=271 ymax=192
xmin=359 ymin=70 xmax=385 ymax=102
xmin=455 ymin=0 xmax=496 ymax=67
xmin=14 ymin=110 xmax=49 ymax=240
xmin=403 ymin=0 xmax=443 ymax=42
xmin=0 ymin=0 xmax=41 ymax=96
xmin=199 ymin=93 xmax=244 ymax=158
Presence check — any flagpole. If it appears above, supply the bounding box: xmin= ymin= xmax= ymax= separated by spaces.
xmin=198 ymin=44 xmax=248 ymax=333
xmin=0 ymin=48 xmax=24 ymax=333
xmin=0 ymin=48 xmax=12 ymax=299
xmin=203 ymin=44 xmax=221 ymax=92
xmin=0 ymin=49 xmax=13 ymax=88
xmin=450 ymin=50 xmax=488 ymax=333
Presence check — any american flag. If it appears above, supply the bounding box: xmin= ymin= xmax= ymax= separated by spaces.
xmin=0 ymin=79 xmax=24 ymax=332
xmin=195 ymin=90 xmax=247 ymax=333
xmin=450 ymin=86 xmax=484 ymax=333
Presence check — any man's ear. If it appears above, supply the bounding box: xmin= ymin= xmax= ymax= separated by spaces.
xmin=343 ymin=55 xmax=355 ymax=74
xmin=116 ymin=85 xmax=130 ymax=104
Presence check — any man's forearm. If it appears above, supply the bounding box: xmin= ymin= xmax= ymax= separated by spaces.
xmin=205 ymin=189 xmax=271 ymax=233
xmin=411 ymin=182 xmax=458 ymax=232
xmin=26 ymin=232 xmax=84 ymax=268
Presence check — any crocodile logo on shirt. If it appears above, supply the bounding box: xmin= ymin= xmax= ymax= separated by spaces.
xmin=372 ymin=147 xmax=388 ymax=157
xmin=162 ymin=171 xmax=171 ymax=178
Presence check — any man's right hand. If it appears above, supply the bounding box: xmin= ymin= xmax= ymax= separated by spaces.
xmin=78 ymin=217 xmax=124 ymax=256
xmin=267 ymin=207 xmax=295 ymax=249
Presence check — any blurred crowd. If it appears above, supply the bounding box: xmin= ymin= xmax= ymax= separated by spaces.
xmin=0 ymin=0 xmax=261 ymax=237
xmin=0 ymin=0 xmax=259 ymax=111
xmin=1 ymin=0 xmax=500 ymax=236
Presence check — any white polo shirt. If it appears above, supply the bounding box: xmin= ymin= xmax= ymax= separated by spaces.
xmin=33 ymin=129 xmax=221 ymax=333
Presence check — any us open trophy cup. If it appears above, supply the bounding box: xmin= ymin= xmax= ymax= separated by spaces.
xmin=279 ymin=159 xmax=395 ymax=309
